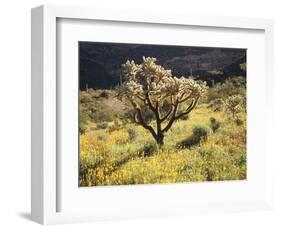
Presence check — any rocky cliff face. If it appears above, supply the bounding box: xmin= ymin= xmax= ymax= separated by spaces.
xmin=79 ymin=42 xmax=246 ymax=89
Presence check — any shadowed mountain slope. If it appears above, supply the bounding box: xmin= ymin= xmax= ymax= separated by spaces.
xmin=79 ymin=42 xmax=246 ymax=89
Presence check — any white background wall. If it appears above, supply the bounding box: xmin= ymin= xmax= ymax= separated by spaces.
xmin=0 ymin=0 xmax=280 ymax=229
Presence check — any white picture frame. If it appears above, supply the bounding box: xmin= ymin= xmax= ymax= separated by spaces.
xmin=31 ymin=5 xmax=274 ymax=225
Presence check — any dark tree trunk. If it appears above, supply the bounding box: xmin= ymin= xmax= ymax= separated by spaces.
xmin=156 ymin=133 xmax=164 ymax=146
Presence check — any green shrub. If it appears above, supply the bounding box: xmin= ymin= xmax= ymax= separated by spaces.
xmin=210 ymin=117 xmax=221 ymax=132
xmin=177 ymin=136 xmax=200 ymax=149
xmin=177 ymin=124 xmax=211 ymax=149
xmin=192 ymin=124 xmax=211 ymax=139
xmin=127 ymin=125 xmax=139 ymax=140
xmin=234 ymin=116 xmax=244 ymax=126
xmin=141 ymin=141 xmax=158 ymax=156
xmin=96 ymin=121 xmax=108 ymax=129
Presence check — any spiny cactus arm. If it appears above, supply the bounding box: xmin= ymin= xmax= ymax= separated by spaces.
xmin=162 ymin=100 xmax=179 ymax=133
xmin=174 ymin=96 xmax=200 ymax=120
xmin=144 ymin=92 xmax=157 ymax=112
xmin=159 ymin=96 xmax=174 ymax=122
xmin=178 ymin=91 xmax=193 ymax=103
xmin=162 ymin=95 xmax=200 ymax=133
xmin=136 ymin=95 xmax=145 ymax=101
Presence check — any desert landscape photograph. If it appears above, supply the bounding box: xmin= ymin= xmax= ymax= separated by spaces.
xmin=78 ymin=42 xmax=247 ymax=187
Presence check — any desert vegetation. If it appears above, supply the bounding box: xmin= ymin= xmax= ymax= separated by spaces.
xmin=79 ymin=56 xmax=246 ymax=186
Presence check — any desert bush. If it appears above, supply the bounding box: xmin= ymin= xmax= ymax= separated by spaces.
xmin=209 ymin=117 xmax=221 ymax=132
xmin=127 ymin=125 xmax=139 ymax=140
xmin=177 ymin=135 xmax=201 ymax=149
xmin=141 ymin=141 xmax=158 ymax=156
xmin=178 ymin=124 xmax=211 ymax=149
xmin=96 ymin=121 xmax=108 ymax=129
xmin=207 ymin=76 xmax=246 ymax=102
xmin=192 ymin=124 xmax=211 ymax=139
xmin=234 ymin=116 xmax=244 ymax=126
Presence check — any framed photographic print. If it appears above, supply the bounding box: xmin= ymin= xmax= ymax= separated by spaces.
xmin=31 ymin=5 xmax=274 ymax=225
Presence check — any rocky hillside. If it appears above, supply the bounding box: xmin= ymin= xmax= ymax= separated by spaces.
xmin=79 ymin=42 xmax=246 ymax=89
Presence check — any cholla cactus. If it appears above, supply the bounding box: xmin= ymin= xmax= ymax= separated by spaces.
xmin=225 ymin=95 xmax=244 ymax=118
xmin=117 ymin=57 xmax=208 ymax=145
